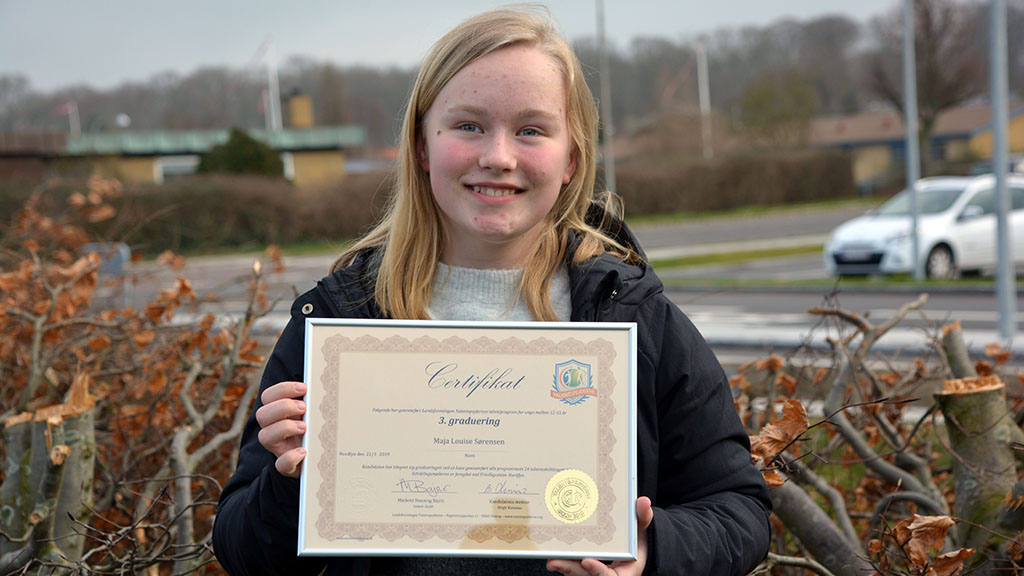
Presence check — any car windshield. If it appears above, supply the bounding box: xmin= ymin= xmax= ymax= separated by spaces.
xmin=874 ymin=185 xmax=966 ymax=216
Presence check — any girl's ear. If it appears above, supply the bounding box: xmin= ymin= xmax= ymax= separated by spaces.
xmin=417 ymin=132 xmax=430 ymax=173
xmin=562 ymin=151 xmax=577 ymax=185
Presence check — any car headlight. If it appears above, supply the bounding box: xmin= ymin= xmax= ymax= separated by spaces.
xmin=885 ymin=230 xmax=911 ymax=244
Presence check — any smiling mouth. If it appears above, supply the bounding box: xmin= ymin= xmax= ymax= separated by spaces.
xmin=471 ymin=185 xmax=521 ymax=197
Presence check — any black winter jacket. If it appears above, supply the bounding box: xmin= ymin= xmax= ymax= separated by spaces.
xmin=213 ymin=229 xmax=771 ymax=576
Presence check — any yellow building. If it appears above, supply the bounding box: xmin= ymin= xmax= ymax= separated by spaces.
xmin=55 ymin=126 xmax=366 ymax=188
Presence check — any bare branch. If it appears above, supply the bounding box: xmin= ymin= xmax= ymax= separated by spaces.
xmin=784 ymin=456 xmax=860 ymax=547
xmin=178 ymin=360 xmax=205 ymax=429
xmin=874 ymin=294 xmax=929 ymax=335
xmin=755 ymin=552 xmax=838 ymax=576
xmin=190 ymin=368 xmax=260 ymax=466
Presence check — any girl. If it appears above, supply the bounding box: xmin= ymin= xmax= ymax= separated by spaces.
xmin=213 ymin=6 xmax=771 ymax=575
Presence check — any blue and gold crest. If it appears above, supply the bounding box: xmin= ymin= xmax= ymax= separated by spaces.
xmin=551 ymin=359 xmax=597 ymax=405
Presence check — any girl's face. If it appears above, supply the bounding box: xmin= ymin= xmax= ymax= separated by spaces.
xmin=419 ymin=44 xmax=576 ymax=269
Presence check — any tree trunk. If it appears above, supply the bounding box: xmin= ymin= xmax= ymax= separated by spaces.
xmin=0 ymin=410 xmax=95 ymax=564
xmin=53 ymin=411 xmax=95 ymax=561
xmin=770 ymin=480 xmax=875 ymax=575
xmin=934 ymin=377 xmax=1018 ymax=552
xmin=0 ymin=414 xmax=33 ymax=559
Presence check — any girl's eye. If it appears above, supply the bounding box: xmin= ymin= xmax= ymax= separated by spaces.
xmin=457 ymin=123 xmax=482 ymax=133
xmin=519 ymin=127 xmax=541 ymax=137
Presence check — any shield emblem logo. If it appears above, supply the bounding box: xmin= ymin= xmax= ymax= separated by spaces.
xmin=552 ymin=360 xmax=596 ymax=405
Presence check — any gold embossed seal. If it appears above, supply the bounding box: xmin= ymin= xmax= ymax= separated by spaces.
xmin=546 ymin=469 xmax=599 ymax=524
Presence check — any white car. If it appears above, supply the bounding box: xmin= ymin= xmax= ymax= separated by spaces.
xmin=824 ymin=174 xmax=1024 ymax=278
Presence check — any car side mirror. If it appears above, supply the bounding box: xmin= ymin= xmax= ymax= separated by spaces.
xmin=959 ymin=205 xmax=984 ymax=221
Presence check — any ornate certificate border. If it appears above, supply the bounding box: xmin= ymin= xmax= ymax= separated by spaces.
xmin=298 ymin=320 xmax=637 ymax=560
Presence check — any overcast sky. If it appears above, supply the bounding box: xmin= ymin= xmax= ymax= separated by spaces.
xmin=1 ymin=0 xmax=901 ymax=92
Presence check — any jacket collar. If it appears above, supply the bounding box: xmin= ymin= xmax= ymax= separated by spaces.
xmin=318 ymin=217 xmax=663 ymax=319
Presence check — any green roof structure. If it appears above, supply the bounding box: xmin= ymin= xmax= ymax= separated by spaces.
xmin=64 ymin=127 xmax=366 ymax=156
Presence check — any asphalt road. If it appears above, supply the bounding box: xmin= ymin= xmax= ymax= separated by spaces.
xmin=123 ymin=202 xmax=1022 ymax=354
xmin=133 ymin=202 xmax=871 ymax=303
xmin=667 ymin=287 xmax=1022 ymax=354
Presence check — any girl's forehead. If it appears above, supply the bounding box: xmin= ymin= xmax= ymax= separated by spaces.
xmin=437 ymin=48 xmax=564 ymax=103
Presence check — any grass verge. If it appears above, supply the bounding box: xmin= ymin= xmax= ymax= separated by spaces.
xmin=649 ymin=245 xmax=823 ymax=269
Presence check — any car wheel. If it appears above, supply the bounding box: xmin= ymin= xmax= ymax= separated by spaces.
xmin=925 ymin=245 xmax=956 ymax=279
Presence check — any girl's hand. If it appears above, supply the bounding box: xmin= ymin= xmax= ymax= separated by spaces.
xmin=255 ymin=381 xmax=308 ymax=478
xmin=546 ymin=497 xmax=653 ymax=576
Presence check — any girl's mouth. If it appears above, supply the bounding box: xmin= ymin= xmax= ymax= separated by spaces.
xmin=471 ymin=186 xmax=521 ymax=197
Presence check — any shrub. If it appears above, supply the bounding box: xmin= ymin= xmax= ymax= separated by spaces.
xmin=614 ymin=150 xmax=857 ymax=216
xmin=75 ymin=172 xmax=391 ymax=256
xmin=0 ymin=178 xmax=270 ymax=573
xmin=197 ymin=128 xmax=284 ymax=177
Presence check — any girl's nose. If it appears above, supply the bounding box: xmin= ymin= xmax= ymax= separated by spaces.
xmin=478 ymin=134 xmax=517 ymax=172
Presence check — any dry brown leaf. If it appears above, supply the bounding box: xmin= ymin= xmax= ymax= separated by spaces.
xmin=1007 ymin=533 xmax=1024 ymax=561
xmin=750 ymin=456 xmax=785 ymax=487
xmin=879 ymin=372 xmax=900 ymax=387
xmin=147 ymin=371 xmax=169 ymax=394
xmin=811 ymin=367 xmax=828 ymax=387
xmin=118 ymin=404 xmax=149 ymax=419
xmin=729 ymin=373 xmax=751 ymax=392
xmin=755 ymin=353 xmax=784 ymax=373
xmin=133 ymin=331 xmax=156 ymax=348
xmin=985 ymin=342 xmax=1012 ymax=364
xmin=975 ymin=360 xmax=994 ymax=377
xmin=893 ymin=514 xmax=956 ymax=567
xmin=157 ymin=250 xmax=186 ymax=271
xmin=762 ymin=468 xmax=785 ymax=488
xmin=928 ymin=547 xmax=974 ymax=576
xmin=776 ymin=373 xmax=797 ymax=396
xmin=1003 ymin=492 xmax=1024 ymax=511
xmin=749 ymin=400 xmax=808 ymax=460
xmin=867 ymin=538 xmax=884 ymax=554
xmin=88 ymin=334 xmax=112 ymax=351
xmin=86 ymin=205 xmax=116 ymax=223
xmin=265 ymin=244 xmax=285 ymax=274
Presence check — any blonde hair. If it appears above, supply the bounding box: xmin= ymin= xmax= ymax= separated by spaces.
xmin=333 ymin=5 xmax=638 ymax=320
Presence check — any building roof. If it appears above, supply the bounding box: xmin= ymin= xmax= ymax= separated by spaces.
xmin=0 ymin=131 xmax=67 ymax=155
xmin=62 ymin=126 xmax=366 ymax=156
xmin=809 ymin=103 xmax=1024 ymax=147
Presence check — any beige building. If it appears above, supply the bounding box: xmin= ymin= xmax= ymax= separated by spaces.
xmin=809 ymin=103 xmax=1024 ymax=189
xmin=58 ymin=126 xmax=366 ymax=188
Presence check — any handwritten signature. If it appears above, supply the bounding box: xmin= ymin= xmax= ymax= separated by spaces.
xmin=395 ymin=478 xmax=451 ymax=497
xmin=481 ymin=481 xmax=529 ymax=495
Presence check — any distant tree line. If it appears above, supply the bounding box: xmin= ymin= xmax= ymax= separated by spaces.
xmin=1 ymin=0 xmax=1021 ymax=149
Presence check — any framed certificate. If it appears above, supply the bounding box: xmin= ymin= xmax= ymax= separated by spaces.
xmin=299 ymin=319 xmax=637 ymax=560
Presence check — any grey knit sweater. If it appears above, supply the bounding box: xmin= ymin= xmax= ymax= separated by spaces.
xmin=426 ymin=263 xmax=571 ymax=322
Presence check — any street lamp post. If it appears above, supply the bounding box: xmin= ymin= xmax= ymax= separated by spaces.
xmin=903 ymin=0 xmax=923 ymax=281
xmin=991 ymin=0 xmax=1016 ymax=341
xmin=596 ymin=0 xmax=616 ymax=193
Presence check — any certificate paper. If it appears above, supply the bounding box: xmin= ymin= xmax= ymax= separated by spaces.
xmin=299 ymin=320 xmax=637 ymax=560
